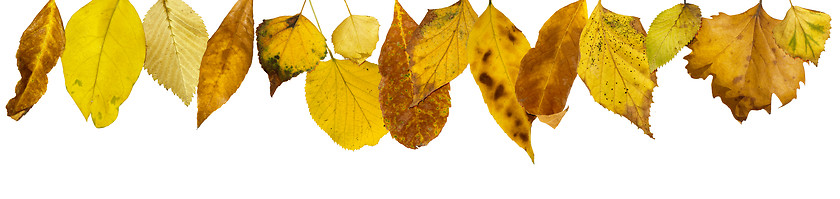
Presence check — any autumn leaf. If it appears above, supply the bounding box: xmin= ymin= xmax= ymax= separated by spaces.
xmin=306 ymin=59 xmax=387 ymax=150
xmin=578 ymin=1 xmax=656 ymax=138
xmin=646 ymin=3 xmax=701 ymax=71
xmin=196 ymin=0 xmax=254 ymax=127
xmin=685 ymin=2 xmax=805 ymax=122
xmin=408 ymin=0 xmax=477 ymax=106
xmin=62 ymin=0 xmax=145 ymax=128
xmin=256 ymin=14 xmax=326 ymax=96
xmin=468 ymin=2 xmax=535 ymax=161
xmin=6 ymin=0 xmax=64 ymax=121
xmin=143 ymin=0 xmax=209 ymax=106
xmin=379 ymin=0 xmax=451 ymax=149
xmin=333 ymin=15 xmax=380 ymax=63
xmin=774 ymin=4 xmax=831 ymax=65
xmin=515 ymin=0 xmax=587 ymax=127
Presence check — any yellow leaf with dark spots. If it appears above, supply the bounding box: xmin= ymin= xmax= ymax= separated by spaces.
xmin=6 ymin=0 xmax=65 ymax=121
xmin=256 ymin=14 xmax=326 ymax=96
xmin=578 ymin=1 xmax=656 ymax=138
xmin=468 ymin=2 xmax=535 ymax=162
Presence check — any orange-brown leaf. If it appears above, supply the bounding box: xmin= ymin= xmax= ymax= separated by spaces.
xmin=379 ymin=1 xmax=451 ymax=149
xmin=515 ymin=0 xmax=587 ymax=123
xmin=6 ymin=0 xmax=65 ymax=121
xmin=685 ymin=3 xmax=805 ymax=122
xmin=196 ymin=0 xmax=254 ymax=127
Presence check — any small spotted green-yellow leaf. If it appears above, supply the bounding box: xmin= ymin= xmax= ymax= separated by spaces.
xmin=774 ymin=5 xmax=831 ymax=65
xmin=333 ymin=15 xmax=379 ymax=64
xmin=257 ymin=14 xmax=326 ymax=96
xmin=62 ymin=0 xmax=145 ymax=128
xmin=646 ymin=3 xmax=701 ymax=71
xmin=409 ymin=0 xmax=477 ymax=106
xmin=379 ymin=0 xmax=451 ymax=149
xmin=143 ymin=0 xmax=209 ymax=106
xmin=468 ymin=3 xmax=535 ymax=162
xmin=578 ymin=1 xmax=656 ymax=138
xmin=7 ymin=0 xmax=64 ymax=121
xmin=306 ymin=59 xmax=387 ymax=150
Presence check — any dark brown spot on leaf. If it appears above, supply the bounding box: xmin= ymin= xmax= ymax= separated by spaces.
xmin=493 ymin=85 xmax=506 ymax=100
xmin=482 ymin=50 xmax=492 ymax=63
xmin=478 ymin=72 xmax=493 ymax=86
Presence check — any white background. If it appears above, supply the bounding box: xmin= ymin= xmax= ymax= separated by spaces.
xmin=1 ymin=0 xmax=838 ymax=198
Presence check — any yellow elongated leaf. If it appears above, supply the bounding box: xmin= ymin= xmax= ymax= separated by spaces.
xmin=468 ymin=3 xmax=535 ymax=162
xmin=306 ymin=59 xmax=387 ymax=150
xmin=6 ymin=0 xmax=65 ymax=121
xmin=143 ymin=0 xmax=209 ymax=106
xmin=515 ymin=0 xmax=587 ymax=123
xmin=774 ymin=5 xmax=831 ymax=65
xmin=333 ymin=15 xmax=379 ymax=63
xmin=256 ymin=14 xmax=326 ymax=96
xmin=196 ymin=0 xmax=253 ymax=127
xmin=646 ymin=3 xmax=701 ymax=71
xmin=62 ymin=0 xmax=145 ymax=128
xmin=408 ymin=0 xmax=477 ymax=106
xmin=379 ymin=0 xmax=451 ymax=149
xmin=578 ymin=1 xmax=656 ymax=138
xmin=686 ymin=3 xmax=805 ymax=122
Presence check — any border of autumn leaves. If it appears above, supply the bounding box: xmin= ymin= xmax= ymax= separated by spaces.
xmin=5 ymin=0 xmax=831 ymax=162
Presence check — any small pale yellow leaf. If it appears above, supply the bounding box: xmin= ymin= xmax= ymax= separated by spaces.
xmin=333 ymin=15 xmax=379 ymax=64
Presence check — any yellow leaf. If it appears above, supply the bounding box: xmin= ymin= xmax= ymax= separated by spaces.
xmin=6 ymin=0 xmax=64 ymax=121
xmin=333 ymin=15 xmax=379 ymax=64
xmin=196 ymin=0 xmax=254 ymax=127
xmin=578 ymin=1 xmax=656 ymax=138
xmin=143 ymin=0 xmax=209 ymax=106
xmin=515 ymin=0 xmax=587 ymax=124
xmin=686 ymin=3 xmax=805 ymax=122
xmin=408 ymin=0 xmax=477 ymax=106
xmin=256 ymin=14 xmax=326 ymax=96
xmin=62 ymin=0 xmax=145 ymax=128
xmin=379 ymin=0 xmax=451 ymax=149
xmin=306 ymin=59 xmax=387 ymax=150
xmin=774 ymin=5 xmax=831 ymax=65
xmin=468 ymin=3 xmax=535 ymax=162
xmin=646 ymin=3 xmax=701 ymax=71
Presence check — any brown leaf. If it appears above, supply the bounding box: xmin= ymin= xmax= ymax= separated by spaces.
xmin=379 ymin=1 xmax=451 ymax=149
xmin=196 ymin=0 xmax=254 ymax=127
xmin=515 ymin=0 xmax=587 ymax=125
xmin=685 ymin=3 xmax=805 ymax=122
xmin=6 ymin=0 xmax=65 ymax=121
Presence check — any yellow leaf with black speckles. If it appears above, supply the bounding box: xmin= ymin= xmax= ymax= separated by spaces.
xmin=306 ymin=59 xmax=387 ymax=150
xmin=578 ymin=1 xmax=656 ymax=138
xmin=686 ymin=2 xmax=805 ymax=122
xmin=408 ymin=0 xmax=477 ymax=106
xmin=515 ymin=0 xmax=586 ymax=127
xmin=468 ymin=2 xmax=535 ymax=162
xmin=256 ymin=14 xmax=326 ymax=96
xmin=774 ymin=4 xmax=831 ymax=65
xmin=379 ymin=0 xmax=451 ymax=149
xmin=63 ymin=0 xmax=145 ymax=128
xmin=7 ymin=0 xmax=64 ymax=121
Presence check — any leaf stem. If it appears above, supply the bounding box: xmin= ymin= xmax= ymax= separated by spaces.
xmin=299 ymin=0 xmax=307 ymax=14
xmin=307 ymin=0 xmax=335 ymax=59
xmin=343 ymin=0 xmax=353 ymax=16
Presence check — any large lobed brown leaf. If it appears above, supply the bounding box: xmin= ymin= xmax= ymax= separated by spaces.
xmin=685 ymin=3 xmax=805 ymax=122
xmin=6 ymin=0 xmax=65 ymax=121
xmin=196 ymin=0 xmax=254 ymax=127
xmin=379 ymin=1 xmax=451 ymax=149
